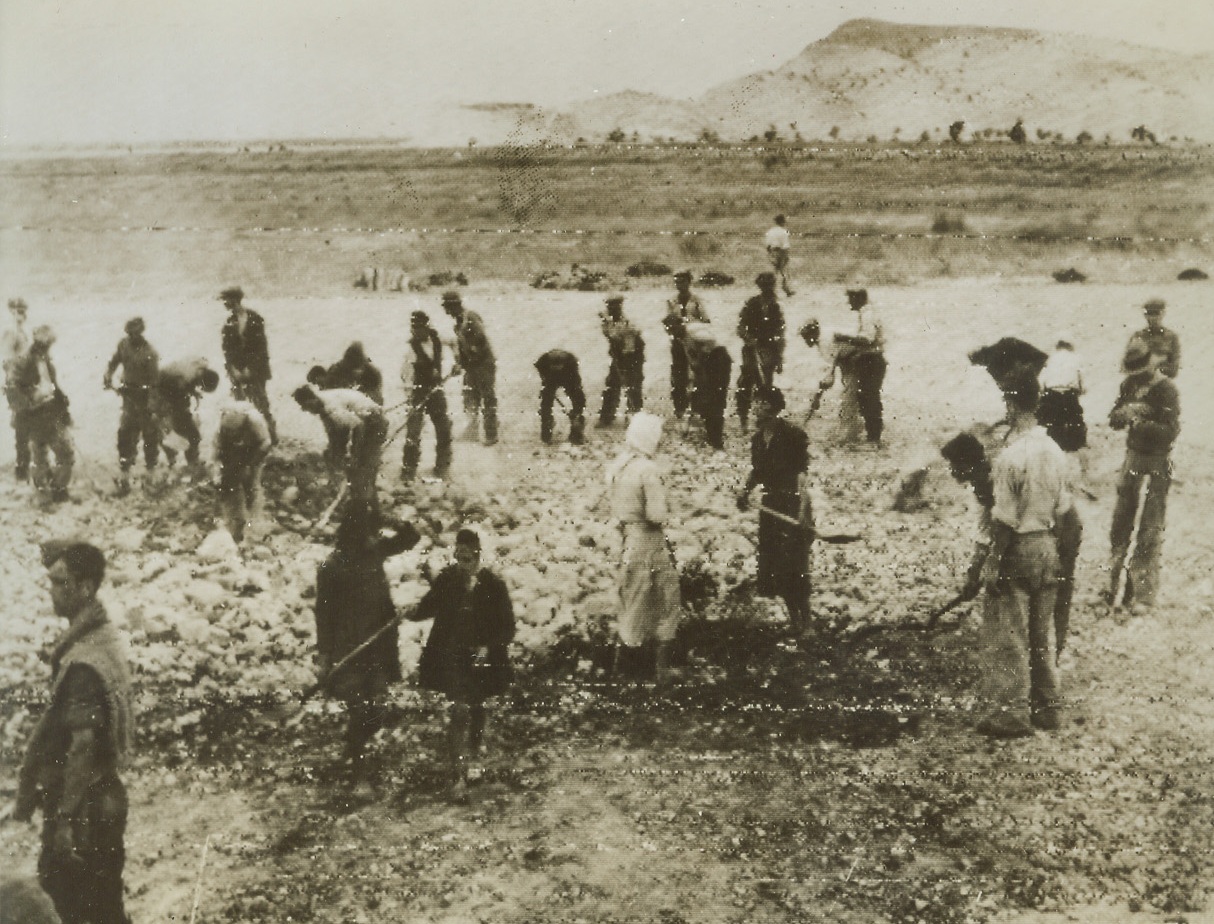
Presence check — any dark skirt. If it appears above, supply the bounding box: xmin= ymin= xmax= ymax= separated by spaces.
xmin=1037 ymin=389 xmax=1087 ymax=452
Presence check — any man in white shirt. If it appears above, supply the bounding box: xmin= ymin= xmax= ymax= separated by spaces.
xmin=764 ymin=215 xmax=794 ymax=297
xmin=977 ymin=375 xmax=1072 ymax=737
xmin=214 ymin=400 xmax=272 ymax=543
xmin=294 ymin=384 xmax=388 ymax=513
xmin=838 ymin=288 xmax=887 ymax=446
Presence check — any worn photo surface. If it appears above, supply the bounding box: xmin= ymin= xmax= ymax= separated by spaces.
xmin=1 ymin=1 xmax=1212 ymax=921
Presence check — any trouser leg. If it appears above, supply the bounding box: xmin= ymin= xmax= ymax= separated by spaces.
xmin=539 ymin=384 xmax=556 ymax=443
xmin=1054 ymin=507 xmax=1082 ymax=655
xmin=401 ymin=402 xmax=424 ymax=480
xmin=1108 ymin=465 xmax=1142 ymax=603
xmin=12 ymin=405 xmax=30 ymax=477
xmin=117 ymin=397 xmax=139 ymax=470
xmin=430 ymin=391 xmax=453 ymax=475
xmin=736 ymin=348 xmax=758 ymax=426
xmin=625 ymin=360 xmax=643 ymax=413
xmin=1130 ymin=470 xmax=1170 ymax=606
xmin=40 ymin=779 xmax=129 ymax=924
xmin=470 ymin=365 xmax=498 ymax=442
xmin=243 ymin=381 xmax=277 ymax=444
xmin=567 ymin=378 xmax=586 ymax=443
xmin=855 ymin=353 xmax=887 ymax=443
xmin=347 ymin=414 xmax=386 ymax=514
xmin=599 ymin=362 xmax=621 ymax=423
xmin=671 ymin=346 xmax=689 ymax=417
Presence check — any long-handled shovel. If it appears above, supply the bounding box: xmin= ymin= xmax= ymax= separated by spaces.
xmin=847 ymin=590 xmax=973 ymax=643
xmin=1110 ymin=473 xmax=1151 ymax=612
xmin=756 ymin=504 xmax=863 ymax=544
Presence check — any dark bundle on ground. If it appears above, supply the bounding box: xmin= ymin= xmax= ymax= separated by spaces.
xmin=968 ymin=337 xmax=1048 ymax=393
xmin=1178 ymin=268 xmax=1208 ymax=281
xmin=1052 ymin=268 xmax=1087 ymax=283
xmin=697 ymin=271 xmax=735 ymax=287
xmin=625 ymin=260 xmax=673 ymax=278
xmin=530 ymin=265 xmax=614 ymax=291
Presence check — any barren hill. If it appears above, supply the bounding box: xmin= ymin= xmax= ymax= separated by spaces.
xmin=489 ymin=19 xmax=1214 ymax=146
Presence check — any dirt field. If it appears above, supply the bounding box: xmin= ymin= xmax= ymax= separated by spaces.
xmin=1 ymin=148 xmax=1213 ymax=923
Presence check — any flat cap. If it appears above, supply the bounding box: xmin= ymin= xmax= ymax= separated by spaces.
xmin=7 ymin=298 xmax=28 ymax=311
xmin=441 ymin=290 xmax=462 ymax=305
xmin=218 ymin=286 xmax=244 ymax=303
xmin=1143 ymin=299 xmax=1165 ymax=314
xmin=31 ymin=324 xmax=55 ymax=345
xmin=604 ymin=295 xmax=624 ymax=307
xmin=125 ymin=316 xmax=145 ymax=334
xmin=673 ymin=270 xmax=693 ymax=281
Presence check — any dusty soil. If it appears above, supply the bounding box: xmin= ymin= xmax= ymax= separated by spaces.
xmin=1 ymin=240 xmax=1212 ymax=918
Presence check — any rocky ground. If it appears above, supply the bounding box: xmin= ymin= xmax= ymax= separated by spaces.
xmin=1 ymin=279 xmax=1212 ymax=922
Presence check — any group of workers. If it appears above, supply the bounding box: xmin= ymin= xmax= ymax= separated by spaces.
xmin=1 ymin=217 xmax=1186 ymax=922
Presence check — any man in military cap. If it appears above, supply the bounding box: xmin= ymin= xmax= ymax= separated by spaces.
xmin=442 ymin=291 xmax=498 ymax=446
xmin=401 ymin=310 xmax=453 ymax=481
xmin=14 ymin=540 xmax=134 ymax=924
xmin=534 ymin=349 xmax=586 ymax=445
xmin=1123 ymin=299 xmax=1180 ymax=379
xmin=1107 ymin=338 xmax=1181 ymax=614
xmin=3 ymin=297 xmax=31 ymax=479
xmin=735 ymin=272 xmax=785 ymax=430
xmin=9 ymin=325 xmax=74 ymax=503
xmin=662 ymin=271 xmax=710 ymax=419
xmin=104 ymin=316 xmax=160 ymax=493
xmin=219 ymin=286 xmax=277 ymax=444
xmin=597 ymin=296 xmax=645 ymax=427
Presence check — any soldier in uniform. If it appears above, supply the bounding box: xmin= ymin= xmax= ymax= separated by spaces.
xmin=442 ymin=291 xmax=498 ymax=446
xmin=103 ymin=316 xmax=160 ymax=493
xmin=219 ymin=286 xmax=277 ymax=444
xmin=315 ymin=503 xmax=420 ymax=774
xmin=3 ymin=297 xmax=31 ymax=479
xmin=662 ymin=271 xmax=709 ymax=419
xmin=597 ymin=296 xmax=645 ymax=427
xmin=155 ymin=357 xmax=219 ymax=470
xmin=534 ymin=349 xmax=586 ymax=445
xmin=10 ymin=326 xmax=74 ymax=503
xmin=1123 ymin=299 xmax=1180 ymax=379
xmin=14 ymin=541 xmax=133 ymax=924
xmin=400 ymin=311 xmax=453 ymax=481
xmin=1107 ymin=339 xmax=1181 ymax=614
xmin=735 ymin=273 xmax=785 ymax=430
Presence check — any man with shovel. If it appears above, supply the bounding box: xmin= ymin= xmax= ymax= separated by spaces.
xmin=314 ymin=502 xmax=420 ymax=776
xmin=401 ymin=311 xmax=453 ymax=482
xmin=735 ymin=273 xmax=785 ymax=431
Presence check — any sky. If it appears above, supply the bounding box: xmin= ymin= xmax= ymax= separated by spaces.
xmin=2 ymin=0 xmax=1212 ymax=146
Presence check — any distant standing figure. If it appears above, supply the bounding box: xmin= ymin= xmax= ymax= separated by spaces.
xmin=442 ymin=291 xmax=498 ymax=446
xmin=103 ymin=316 xmax=160 ymax=492
xmin=400 ymin=311 xmax=453 ymax=481
xmin=534 ymin=349 xmax=586 ymax=445
xmin=156 ymin=357 xmax=220 ymax=469
xmin=10 ymin=326 xmax=74 ymax=503
xmin=1037 ymin=333 xmax=1087 ymax=452
xmin=606 ymin=412 xmax=682 ymax=683
xmin=15 ymin=540 xmax=133 ymax=924
xmin=3 ymin=297 xmax=31 ymax=480
xmin=843 ymin=288 xmax=886 ymax=446
xmin=315 ymin=503 xmax=420 ymax=772
xmin=1124 ymin=299 xmax=1180 ymax=379
xmin=662 ymin=270 xmax=710 ymax=419
xmin=219 ymin=286 xmax=277 ymax=444
xmin=735 ymin=272 xmax=785 ymax=430
xmin=409 ymin=528 xmax=515 ymax=787
xmin=597 ymin=296 xmax=645 ymax=426
xmin=737 ymin=385 xmax=814 ymax=632
xmin=214 ymin=400 xmax=272 ymax=543
xmin=1107 ymin=339 xmax=1181 ymax=613
xmin=764 ymin=214 xmax=795 ymax=296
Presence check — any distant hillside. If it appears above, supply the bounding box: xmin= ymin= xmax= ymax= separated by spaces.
xmin=442 ymin=19 xmax=1214 ymax=146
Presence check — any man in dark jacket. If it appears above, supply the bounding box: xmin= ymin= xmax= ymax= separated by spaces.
xmin=735 ymin=273 xmax=785 ymax=430
xmin=443 ymin=291 xmax=498 ymax=446
xmin=737 ymin=385 xmax=813 ymax=632
xmin=104 ymin=316 xmax=160 ymax=491
xmin=1107 ymin=339 xmax=1181 ymax=613
xmin=1123 ymin=299 xmax=1180 ymax=379
xmin=597 ymin=296 xmax=645 ymax=426
xmin=410 ymin=529 xmax=514 ymax=788
xmin=684 ymin=326 xmax=732 ymax=451
xmin=534 ymin=349 xmax=586 ymax=445
xmin=219 ymin=286 xmax=277 ymax=444
xmin=662 ymin=271 xmax=710 ymax=419
xmin=400 ymin=311 xmax=453 ymax=481
xmin=315 ymin=503 xmax=420 ymax=772
xmin=15 ymin=541 xmax=133 ymax=924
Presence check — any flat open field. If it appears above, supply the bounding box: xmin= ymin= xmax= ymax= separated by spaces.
xmin=1 ymin=147 xmax=1213 ymax=923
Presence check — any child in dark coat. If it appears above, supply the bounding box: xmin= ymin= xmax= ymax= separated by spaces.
xmin=411 ymin=529 xmax=514 ymax=786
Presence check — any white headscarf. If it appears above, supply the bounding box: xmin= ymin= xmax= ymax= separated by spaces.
xmin=605 ymin=412 xmax=664 ymax=484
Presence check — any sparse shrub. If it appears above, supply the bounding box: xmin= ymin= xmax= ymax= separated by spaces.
xmin=763 ymin=125 xmax=781 ymax=143
xmin=697 ymin=271 xmax=735 ymax=287
xmin=1009 ymin=119 xmax=1027 ymax=144
xmin=698 ymin=128 xmax=721 ymax=145
xmin=1052 ymin=268 xmax=1087 ymax=284
xmin=829 ymin=126 xmax=840 ymax=140
xmin=919 ymin=130 xmax=931 ymax=143
xmin=931 ymin=214 xmax=968 ymax=235
xmin=1131 ymin=125 xmax=1158 ymax=144
xmin=1178 ymin=268 xmax=1208 ymax=281
xmin=948 ymin=121 xmax=965 ymax=143
xmin=607 ymin=128 xmax=626 ymax=143
xmin=866 ymin=135 xmax=879 ymax=144
xmin=678 ymin=234 xmax=722 ymax=261
xmin=625 ymin=260 xmax=673 ymax=278
xmin=1076 ymin=131 xmax=1093 ymax=144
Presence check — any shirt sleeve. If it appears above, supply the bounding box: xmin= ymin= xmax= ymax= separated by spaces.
xmin=642 ymin=465 xmax=669 ymax=527
xmin=56 ymin=664 xmax=108 ymax=734
xmin=989 ymin=451 xmax=1023 ymax=530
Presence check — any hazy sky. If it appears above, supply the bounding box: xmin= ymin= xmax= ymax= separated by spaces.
xmin=2 ymin=0 xmax=1212 ymax=145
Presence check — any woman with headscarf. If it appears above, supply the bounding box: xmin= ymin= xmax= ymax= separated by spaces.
xmin=606 ymin=412 xmax=682 ymax=682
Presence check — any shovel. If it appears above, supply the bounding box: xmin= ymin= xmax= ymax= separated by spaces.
xmin=756 ymin=504 xmax=863 ymax=544
xmin=846 ymin=590 xmax=972 ymax=643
